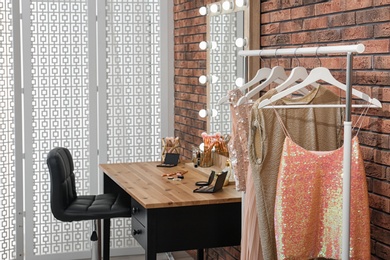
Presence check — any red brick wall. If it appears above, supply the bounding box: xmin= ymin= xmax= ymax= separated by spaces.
xmin=174 ymin=0 xmax=209 ymax=160
xmin=174 ymin=0 xmax=390 ymax=259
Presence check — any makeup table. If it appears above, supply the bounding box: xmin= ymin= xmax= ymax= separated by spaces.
xmin=99 ymin=162 xmax=241 ymax=260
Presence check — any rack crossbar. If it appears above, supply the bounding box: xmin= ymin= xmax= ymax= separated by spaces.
xmin=238 ymin=44 xmax=365 ymax=57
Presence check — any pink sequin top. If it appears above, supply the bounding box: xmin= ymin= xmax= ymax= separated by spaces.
xmin=275 ymin=136 xmax=370 ymax=259
xmin=248 ymin=86 xmax=344 ymax=260
xmin=227 ymin=89 xmax=252 ymax=191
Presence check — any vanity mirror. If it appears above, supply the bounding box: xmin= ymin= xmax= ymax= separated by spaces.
xmin=199 ymin=0 xmax=259 ymax=135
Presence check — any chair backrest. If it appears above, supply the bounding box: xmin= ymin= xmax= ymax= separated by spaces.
xmin=46 ymin=147 xmax=78 ymax=221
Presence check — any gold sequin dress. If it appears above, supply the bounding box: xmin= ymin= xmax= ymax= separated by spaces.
xmin=275 ymin=135 xmax=370 ymax=259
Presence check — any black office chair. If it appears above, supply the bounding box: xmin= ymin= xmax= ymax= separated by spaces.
xmin=46 ymin=147 xmax=132 ymax=260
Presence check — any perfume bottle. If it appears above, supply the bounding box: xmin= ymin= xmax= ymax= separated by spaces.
xmin=223 ymin=159 xmax=231 ymax=186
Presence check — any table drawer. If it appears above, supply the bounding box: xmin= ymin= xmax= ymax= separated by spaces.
xmin=131 ymin=198 xmax=146 ymax=225
xmin=132 ymin=217 xmax=147 ymax=249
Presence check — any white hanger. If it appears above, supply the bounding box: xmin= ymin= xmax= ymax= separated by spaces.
xmin=274 ymin=66 xmax=319 ymax=94
xmin=238 ymin=67 xmax=272 ymax=93
xmin=236 ymin=66 xmax=288 ymax=106
xmin=258 ymin=67 xmax=382 ymax=109
xmin=217 ymin=67 xmax=271 ymax=105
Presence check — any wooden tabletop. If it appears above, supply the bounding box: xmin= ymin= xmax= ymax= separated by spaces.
xmin=99 ymin=162 xmax=241 ymax=209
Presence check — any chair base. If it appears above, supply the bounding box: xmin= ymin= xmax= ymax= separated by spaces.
xmin=103 ymin=219 xmax=111 ymax=260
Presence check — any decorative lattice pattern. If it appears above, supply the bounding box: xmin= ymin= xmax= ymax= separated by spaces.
xmin=106 ymin=0 xmax=161 ymax=163
xmin=209 ymin=12 xmax=237 ymax=135
xmin=30 ymin=0 xmax=91 ymax=255
xmin=0 ymin=1 xmax=16 ymax=259
xmin=2 ymin=0 xmax=162 ymax=258
xmin=105 ymin=0 xmax=161 ymax=249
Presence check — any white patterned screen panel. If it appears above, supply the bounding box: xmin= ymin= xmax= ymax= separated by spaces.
xmin=29 ymin=0 xmax=91 ymax=256
xmin=106 ymin=0 xmax=161 ymax=163
xmin=209 ymin=11 xmax=244 ymax=135
xmin=105 ymin=0 xmax=161 ymax=250
xmin=209 ymin=13 xmax=236 ymax=135
xmin=0 ymin=1 xmax=16 ymax=259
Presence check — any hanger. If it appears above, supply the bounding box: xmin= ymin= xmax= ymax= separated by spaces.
xmin=275 ymin=48 xmax=316 ymax=95
xmin=257 ymin=66 xmax=382 ymax=109
xmin=217 ymin=67 xmax=271 ymax=105
xmin=217 ymin=52 xmax=271 ymax=105
xmin=236 ymin=65 xmax=288 ymax=106
xmin=274 ymin=66 xmax=318 ymax=94
xmin=238 ymin=67 xmax=272 ymax=93
xmin=237 ymin=50 xmax=271 ymax=93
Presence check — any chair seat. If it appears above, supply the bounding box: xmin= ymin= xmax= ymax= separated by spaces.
xmin=63 ymin=193 xmax=131 ymax=221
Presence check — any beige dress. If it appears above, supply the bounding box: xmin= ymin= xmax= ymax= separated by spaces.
xmin=227 ymin=89 xmax=263 ymax=260
xmin=248 ymin=86 xmax=344 ymax=260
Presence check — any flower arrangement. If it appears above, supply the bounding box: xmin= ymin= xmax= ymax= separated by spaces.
xmin=199 ymin=132 xmax=230 ymax=167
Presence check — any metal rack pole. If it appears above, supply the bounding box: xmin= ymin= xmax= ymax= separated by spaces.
xmin=341 ymin=52 xmax=354 ymax=260
xmin=238 ymin=44 xmax=365 ymax=57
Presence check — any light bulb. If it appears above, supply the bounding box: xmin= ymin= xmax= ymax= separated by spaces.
xmin=199 ymin=41 xmax=217 ymax=50
xmin=199 ymin=109 xmax=218 ymax=118
xmin=235 ymin=0 xmax=246 ymax=7
xmin=199 ymin=41 xmax=208 ymax=50
xmin=235 ymin=77 xmax=244 ymax=87
xmin=199 ymin=75 xmax=208 ymax=84
xmin=199 ymin=109 xmax=208 ymax=118
xmin=210 ymin=3 xmax=220 ymax=13
xmin=235 ymin=38 xmax=247 ymax=48
xmin=222 ymin=1 xmax=233 ymax=11
xmin=210 ymin=109 xmax=218 ymax=117
xmin=211 ymin=75 xmax=219 ymax=83
xmin=199 ymin=6 xmax=208 ymax=15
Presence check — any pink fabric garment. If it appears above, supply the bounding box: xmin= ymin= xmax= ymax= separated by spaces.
xmin=275 ymin=136 xmax=370 ymax=259
xmin=241 ymin=167 xmax=263 ymax=260
xmin=226 ymin=89 xmax=263 ymax=260
xmin=227 ymin=89 xmax=252 ymax=192
xmin=248 ymin=87 xmax=344 ymax=260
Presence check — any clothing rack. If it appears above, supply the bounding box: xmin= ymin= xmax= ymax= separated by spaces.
xmin=238 ymin=44 xmax=367 ymax=260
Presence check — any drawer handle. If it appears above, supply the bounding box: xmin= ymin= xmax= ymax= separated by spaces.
xmin=133 ymin=229 xmax=142 ymax=236
xmin=132 ymin=207 xmax=139 ymax=214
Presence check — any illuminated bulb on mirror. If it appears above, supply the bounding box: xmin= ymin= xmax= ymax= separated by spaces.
xmin=235 ymin=77 xmax=244 ymax=87
xmin=222 ymin=1 xmax=233 ymax=11
xmin=211 ymin=75 xmax=219 ymax=83
xmin=199 ymin=109 xmax=208 ymax=118
xmin=199 ymin=75 xmax=218 ymax=84
xmin=199 ymin=109 xmax=218 ymax=118
xmin=210 ymin=3 xmax=220 ymax=13
xmin=199 ymin=41 xmax=218 ymax=50
xmin=210 ymin=109 xmax=218 ymax=117
xmin=199 ymin=6 xmax=208 ymax=15
xmin=199 ymin=41 xmax=208 ymax=50
xmin=235 ymin=38 xmax=247 ymax=48
xmin=235 ymin=0 xmax=246 ymax=7
xmin=199 ymin=75 xmax=208 ymax=84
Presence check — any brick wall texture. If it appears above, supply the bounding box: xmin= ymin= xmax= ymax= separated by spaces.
xmin=174 ymin=0 xmax=390 ymax=259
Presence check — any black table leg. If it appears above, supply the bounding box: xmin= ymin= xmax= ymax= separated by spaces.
xmin=197 ymin=248 xmax=204 ymax=260
xmin=145 ymin=250 xmax=157 ymax=260
xmin=103 ymin=218 xmax=110 ymax=260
